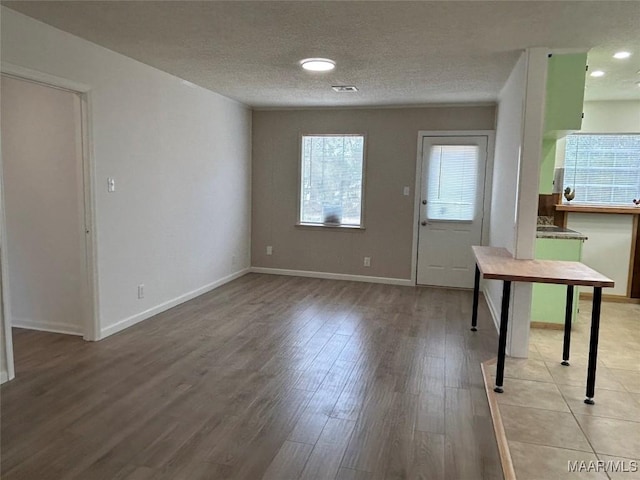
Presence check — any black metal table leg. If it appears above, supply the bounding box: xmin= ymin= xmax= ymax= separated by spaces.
xmin=585 ymin=287 xmax=603 ymax=405
xmin=471 ymin=264 xmax=480 ymax=332
xmin=494 ymin=280 xmax=512 ymax=394
xmin=562 ymin=285 xmax=574 ymax=366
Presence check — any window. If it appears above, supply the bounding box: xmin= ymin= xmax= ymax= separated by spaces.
xmin=564 ymin=134 xmax=640 ymax=206
xmin=427 ymin=145 xmax=479 ymax=221
xmin=299 ymin=134 xmax=365 ymax=227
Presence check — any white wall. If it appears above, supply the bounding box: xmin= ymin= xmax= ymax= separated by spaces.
xmin=0 ymin=133 xmax=15 ymax=382
xmin=0 ymin=294 xmax=9 ymax=383
xmin=487 ymin=49 xmax=547 ymax=358
xmin=555 ymin=100 xmax=640 ymax=167
xmin=582 ymin=101 xmax=640 ymax=133
xmin=489 ymin=54 xmax=526 ymax=256
xmin=1 ymin=7 xmax=252 ymax=339
xmin=0 ymin=260 xmax=13 ymax=383
xmin=567 ymin=214 xmax=633 ymax=296
xmin=2 ymin=76 xmax=86 ymax=335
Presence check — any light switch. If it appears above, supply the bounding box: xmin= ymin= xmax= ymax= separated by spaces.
xmin=107 ymin=178 xmax=115 ymax=192
xmin=403 ymin=186 xmax=410 ymax=196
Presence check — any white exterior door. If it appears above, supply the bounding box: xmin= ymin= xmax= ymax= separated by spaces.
xmin=416 ymin=136 xmax=488 ymax=288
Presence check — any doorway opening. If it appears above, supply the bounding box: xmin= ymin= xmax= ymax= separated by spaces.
xmin=1 ymin=73 xmax=97 ymax=380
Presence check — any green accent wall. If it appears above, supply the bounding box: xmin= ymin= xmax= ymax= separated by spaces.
xmin=540 ymin=139 xmax=556 ymax=194
xmin=531 ymin=238 xmax=583 ymax=324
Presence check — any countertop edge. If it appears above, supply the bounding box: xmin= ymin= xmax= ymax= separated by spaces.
xmin=536 ymin=232 xmax=588 ymax=240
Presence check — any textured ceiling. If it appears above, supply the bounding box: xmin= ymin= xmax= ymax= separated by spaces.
xmin=4 ymin=1 xmax=640 ymax=107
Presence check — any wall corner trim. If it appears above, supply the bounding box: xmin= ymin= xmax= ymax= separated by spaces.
xmin=250 ymin=267 xmax=414 ymax=286
xmin=99 ymin=268 xmax=251 ymax=339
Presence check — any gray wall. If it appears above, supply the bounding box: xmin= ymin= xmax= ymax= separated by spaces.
xmin=252 ymin=107 xmax=496 ymax=280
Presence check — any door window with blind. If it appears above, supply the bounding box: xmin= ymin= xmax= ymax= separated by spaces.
xmin=427 ymin=145 xmax=479 ymax=221
xmin=564 ymin=134 xmax=640 ymax=205
xmin=299 ymin=134 xmax=365 ymax=227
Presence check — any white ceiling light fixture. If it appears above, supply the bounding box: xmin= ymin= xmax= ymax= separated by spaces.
xmin=332 ymin=85 xmax=358 ymax=92
xmin=590 ymin=70 xmax=605 ymax=77
xmin=613 ymin=51 xmax=632 ymax=59
xmin=300 ymin=58 xmax=336 ymax=72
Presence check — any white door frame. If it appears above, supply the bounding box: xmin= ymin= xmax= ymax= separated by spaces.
xmin=0 ymin=63 xmax=100 ymax=367
xmin=411 ymin=130 xmax=495 ymax=286
xmin=0 ymin=165 xmax=15 ymax=382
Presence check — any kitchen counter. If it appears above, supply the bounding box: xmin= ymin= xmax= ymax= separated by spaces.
xmin=536 ymin=225 xmax=587 ymax=240
xmin=556 ymin=204 xmax=640 ymax=215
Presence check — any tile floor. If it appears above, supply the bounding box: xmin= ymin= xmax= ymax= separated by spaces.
xmin=485 ymin=300 xmax=640 ymax=480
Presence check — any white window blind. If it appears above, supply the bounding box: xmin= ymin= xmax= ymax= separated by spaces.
xmin=427 ymin=145 xmax=479 ymax=221
xmin=564 ymin=134 xmax=640 ymax=205
xmin=300 ymin=135 xmax=365 ymax=226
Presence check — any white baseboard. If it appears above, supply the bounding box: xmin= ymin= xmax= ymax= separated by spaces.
xmin=0 ymin=370 xmax=9 ymax=384
xmin=100 ymin=268 xmax=251 ymax=339
xmin=250 ymin=267 xmax=414 ymax=286
xmin=12 ymin=317 xmax=83 ymax=336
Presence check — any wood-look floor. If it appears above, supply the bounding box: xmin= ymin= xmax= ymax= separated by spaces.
xmin=1 ymin=274 xmax=503 ymax=480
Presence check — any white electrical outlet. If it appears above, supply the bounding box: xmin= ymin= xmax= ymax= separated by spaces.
xmin=403 ymin=186 xmax=410 ymax=196
xmin=138 ymin=284 xmax=144 ymax=299
xmin=364 ymin=257 xmax=371 ymax=267
xmin=266 ymin=246 xmax=273 ymax=255
xmin=107 ymin=177 xmax=116 ymax=192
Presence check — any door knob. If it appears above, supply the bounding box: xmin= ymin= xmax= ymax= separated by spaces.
xmin=421 ymin=221 xmax=428 ymax=226
xmin=422 ymin=200 xmax=427 ymax=205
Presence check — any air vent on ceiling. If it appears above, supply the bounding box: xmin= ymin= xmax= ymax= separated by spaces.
xmin=332 ymin=85 xmax=358 ymax=92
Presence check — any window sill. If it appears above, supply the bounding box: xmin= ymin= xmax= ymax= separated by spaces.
xmin=556 ymin=204 xmax=640 ymax=215
xmin=295 ymin=222 xmax=366 ymax=231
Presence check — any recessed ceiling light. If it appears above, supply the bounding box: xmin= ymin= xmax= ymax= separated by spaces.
xmin=590 ymin=70 xmax=605 ymax=77
xmin=300 ymin=58 xmax=336 ymax=72
xmin=332 ymin=85 xmax=358 ymax=92
xmin=613 ymin=51 xmax=632 ymax=59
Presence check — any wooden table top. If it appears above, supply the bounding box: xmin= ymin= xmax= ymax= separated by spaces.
xmin=472 ymin=246 xmax=615 ymax=288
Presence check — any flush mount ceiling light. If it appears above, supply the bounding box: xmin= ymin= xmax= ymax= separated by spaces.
xmin=590 ymin=70 xmax=605 ymax=77
xmin=613 ymin=51 xmax=632 ymax=59
xmin=300 ymin=58 xmax=336 ymax=72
